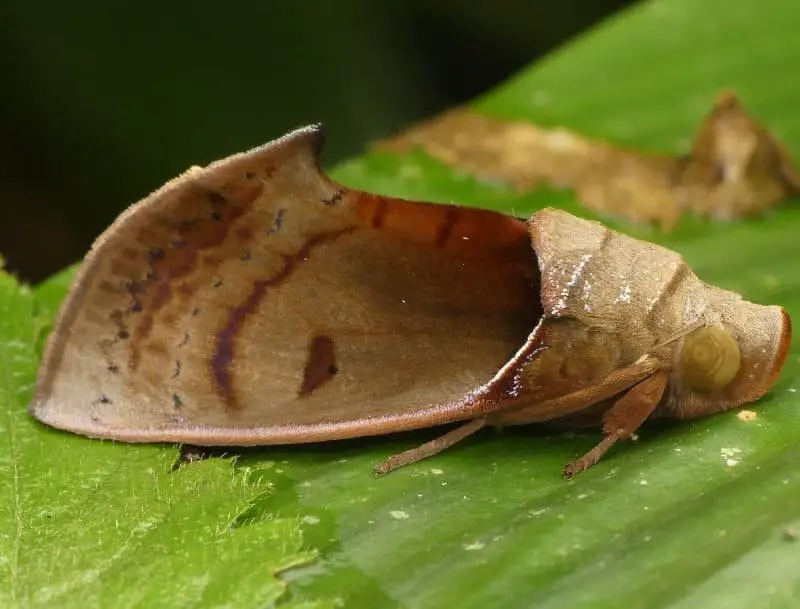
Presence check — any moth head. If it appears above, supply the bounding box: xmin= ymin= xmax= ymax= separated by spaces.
xmin=669 ymin=301 xmax=791 ymax=419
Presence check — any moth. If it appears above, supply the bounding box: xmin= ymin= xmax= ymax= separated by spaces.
xmin=30 ymin=125 xmax=792 ymax=478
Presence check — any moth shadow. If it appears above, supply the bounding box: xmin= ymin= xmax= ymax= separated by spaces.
xmin=170 ymin=417 xmax=697 ymax=473
xmin=171 ymin=424 xmax=475 ymax=470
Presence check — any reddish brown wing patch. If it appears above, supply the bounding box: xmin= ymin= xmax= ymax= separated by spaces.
xmin=124 ymin=184 xmax=261 ymax=374
xmin=299 ymin=335 xmax=338 ymax=397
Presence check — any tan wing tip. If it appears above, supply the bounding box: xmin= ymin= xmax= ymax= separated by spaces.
xmin=264 ymin=122 xmax=326 ymax=167
xmin=304 ymin=122 xmax=326 ymax=156
xmin=281 ymin=122 xmax=325 ymax=154
xmin=27 ymin=394 xmax=60 ymax=432
xmin=197 ymin=123 xmax=327 ymax=179
xmin=29 ymin=393 xmax=115 ymax=441
xmin=28 ymin=386 xmax=56 ymax=421
xmin=208 ymin=123 xmax=328 ymax=181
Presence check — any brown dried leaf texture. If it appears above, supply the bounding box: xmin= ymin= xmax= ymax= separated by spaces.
xmin=379 ymin=92 xmax=800 ymax=229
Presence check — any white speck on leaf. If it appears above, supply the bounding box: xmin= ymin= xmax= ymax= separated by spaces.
xmin=302 ymin=515 xmax=320 ymax=525
xmin=721 ymin=447 xmax=742 ymax=467
xmin=463 ymin=541 xmax=485 ymax=551
xmin=390 ymin=510 xmax=410 ymax=520
xmin=430 ymin=468 xmax=444 ymax=475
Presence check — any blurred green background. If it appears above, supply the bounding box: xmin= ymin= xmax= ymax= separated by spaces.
xmin=1 ymin=0 xmax=635 ymax=283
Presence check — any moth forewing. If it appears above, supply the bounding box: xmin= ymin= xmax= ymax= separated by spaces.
xmin=30 ymin=125 xmax=540 ymax=446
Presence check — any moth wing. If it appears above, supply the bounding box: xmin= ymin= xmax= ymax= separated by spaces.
xmin=31 ymin=126 xmax=541 ymax=444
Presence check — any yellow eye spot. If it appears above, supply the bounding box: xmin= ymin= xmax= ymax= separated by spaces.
xmin=681 ymin=326 xmax=741 ymax=392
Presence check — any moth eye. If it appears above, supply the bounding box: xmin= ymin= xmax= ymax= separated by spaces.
xmin=681 ymin=326 xmax=742 ymax=392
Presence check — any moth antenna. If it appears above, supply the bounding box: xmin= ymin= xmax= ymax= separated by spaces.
xmin=649 ymin=318 xmax=707 ymax=352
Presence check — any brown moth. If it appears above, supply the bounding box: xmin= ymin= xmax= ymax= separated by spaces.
xmin=30 ymin=125 xmax=792 ymax=478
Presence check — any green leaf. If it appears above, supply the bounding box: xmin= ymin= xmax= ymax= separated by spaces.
xmin=4 ymin=0 xmax=800 ymax=607
xmin=0 ymin=271 xmax=321 ymax=608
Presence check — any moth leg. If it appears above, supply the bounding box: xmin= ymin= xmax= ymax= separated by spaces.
xmin=563 ymin=370 xmax=670 ymax=478
xmin=373 ymin=418 xmax=487 ymax=476
xmin=494 ymin=355 xmax=661 ymax=426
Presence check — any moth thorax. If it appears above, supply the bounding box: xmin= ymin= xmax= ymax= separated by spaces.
xmin=681 ymin=326 xmax=742 ymax=392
